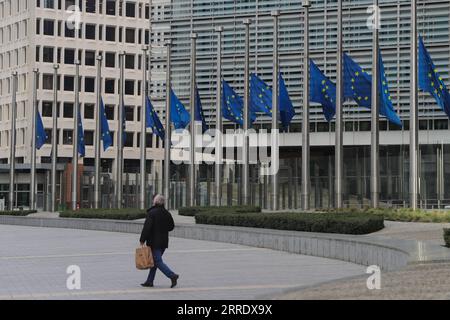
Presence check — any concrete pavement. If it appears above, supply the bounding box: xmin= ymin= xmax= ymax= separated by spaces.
xmin=0 ymin=225 xmax=365 ymax=300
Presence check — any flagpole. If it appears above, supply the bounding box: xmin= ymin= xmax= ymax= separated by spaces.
xmin=243 ymin=18 xmax=251 ymax=206
xmin=140 ymin=45 xmax=149 ymax=210
xmin=30 ymin=69 xmax=39 ymax=211
xmin=302 ymin=1 xmax=311 ymax=211
xmin=370 ymin=0 xmax=380 ymax=208
xmin=72 ymin=60 xmax=80 ymax=211
xmin=335 ymin=0 xmax=344 ymax=209
xmin=410 ymin=0 xmax=419 ymax=210
xmin=116 ymin=52 xmax=125 ymax=209
xmin=164 ymin=40 xmax=172 ymax=201
xmin=94 ymin=55 xmax=103 ymax=209
xmin=189 ymin=33 xmax=198 ymax=207
xmin=9 ymin=71 xmax=18 ymax=211
xmin=148 ymin=0 xmax=155 ymax=196
xmin=51 ymin=65 xmax=59 ymax=212
xmin=215 ymin=26 xmax=224 ymax=206
xmin=271 ymin=11 xmax=280 ymax=211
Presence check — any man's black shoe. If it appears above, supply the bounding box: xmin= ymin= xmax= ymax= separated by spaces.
xmin=170 ymin=274 xmax=179 ymax=288
xmin=140 ymin=282 xmax=154 ymax=288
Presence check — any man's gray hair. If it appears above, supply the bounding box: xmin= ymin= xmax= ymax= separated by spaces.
xmin=153 ymin=194 xmax=165 ymax=206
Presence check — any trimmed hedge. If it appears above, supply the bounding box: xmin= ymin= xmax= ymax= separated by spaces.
xmin=195 ymin=211 xmax=384 ymax=235
xmin=328 ymin=207 xmax=450 ymax=223
xmin=60 ymin=209 xmax=147 ymax=220
xmin=178 ymin=206 xmax=261 ymax=217
xmin=444 ymin=229 xmax=450 ymax=248
xmin=0 ymin=210 xmax=37 ymax=216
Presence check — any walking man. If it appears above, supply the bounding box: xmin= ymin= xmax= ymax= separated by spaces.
xmin=140 ymin=194 xmax=179 ymax=288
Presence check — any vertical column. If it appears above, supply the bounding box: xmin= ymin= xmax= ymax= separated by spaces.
xmin=302 ymin=1 xmax=311 ymax=211
xmin=410 ymin=0 xmax=419 ymax=210
xmin=164 ymin=40 xmax=172 ymax=201
xmin=140 ymin=46 xmax=149 ymax=210
xmin=94 ymin=55 xmax=103 ymax=209
xmin=335 ymin=0 xmax=344 ymax=209
xmin=243 ymin=19 xmax=252 ymax=206
xmin=371 ymin=0 xmax=380 ymax=208
xmin=9 ymin=72 xmax=18 ymax=211
xmin=271 ymin=11 xmax=280 ymax=211
xmin=51 ymin=65 xmax=59 ymax=212
xmin=30 ymin=69 xmax=39 ymax=211
xmin=117 ymin=52 xmax=125 ymax=209
xmin=189 ymin=33 xmax=197 ymax=206
xmin=72 ymin=61 xmax=81 ymax=210
xmin=215 ymin=27 xmax=224 ymax=206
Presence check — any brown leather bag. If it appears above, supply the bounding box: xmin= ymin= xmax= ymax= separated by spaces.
xmin=135 ymin=245 xmax=154 ymax=270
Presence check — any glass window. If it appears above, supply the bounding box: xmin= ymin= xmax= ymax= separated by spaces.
xmin=125 ymin=106 xmax=134 ymax=121
xmin=105 ymin=52 xmax=115 ymax=68
xmin=106 ymin=0 xmax=116 ymax=15
xmin=86 ymin=0 xmax=96 ymax=13
xmin=84 ymin=130 xmax=94 ymax=145
xmin=42 ymin=74 xmax=53 ymax=90
xmin=105 ymin=105 xmax=114 ymax=120
xmin=85 ymin=50 xmax=95 ymax=66
xmin=43 ymin=20 xmax=54 ymax=35
xmin=105 ymin=79 xmax=115 ymax=94
xmin=84 ymin=77 xmax=95 ymax=92
xmin=125 ymin=80 xmax=134 ymax=95
xmin=64 ymin=48 xmax=75 ymax=64
xmin=84 ymin=104 xmax=94 ymax=119
xmin=63 ymin=102 xmax=73 ymax=118
xmin=85 ymin=24 xmax=96 ymax=40
xmin=125 ymin=28 xmax=135 ymax=43
xmin=125 ymin=2 xmax=135 ymax=17
xmin=63 ymin=130 xmax=73 ymax=145
xmin=125 ymin=54 xmax=134 ymax=69
xmin=124 ymin=132 xmax=133 ymax=147
xmin=43 ymin=47 xmax=53 ymax=63
xmin=106 ymin=26 xmax=115 ymax=42
xmin=42 ymin=101 xmax=53 ymax=117
xmin=64 ymin=76 xmax=74 ymax=91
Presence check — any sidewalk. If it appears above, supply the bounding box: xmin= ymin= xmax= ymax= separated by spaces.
xmin=273 ymin=220 xmax=450 ymax=300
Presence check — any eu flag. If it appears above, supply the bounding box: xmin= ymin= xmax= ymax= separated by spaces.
xmin=343 ymin=53 xmax=402 ymax=126
xmin=146 ymin=96 xmax=165 ymax=140
xmin=77 ymin=110 xmax=85 ymax=157
xmin=100 ymin=98 xmax=112 ymax=151
xmin=222 ymin=80 xmax=256 ymax=126
xmin=120 ymin=99 xmax=126 ymax=148
xmin=250 ymin=73 xmax=272 ymax=116
xmin=36 ymin=110 xmax=47 ymax=149
xmin=309 ymin=59 xmax=336 ymax=122
xmin=279 ymin=73 xmax=295 ymax=128
xmin=419 ymin=36 xmax=450 ymax=118
xmin=195 ymin=87 xmax=208 ymax=133
xmin=170 ymin=89 xmax=190 ymax=129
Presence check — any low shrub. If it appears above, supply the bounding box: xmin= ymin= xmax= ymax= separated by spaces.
xmin=178 ymin=206 xmax=261 ymax=217
xmin=195 ymin=211 xmax=384 ymax=235
xmin=60 ymin=209 xmax=147 ymax=220
xmin=0 ymin=210 xmax=37 ymax=216
xmin=444 ymin=229 xmax=450 ymax=248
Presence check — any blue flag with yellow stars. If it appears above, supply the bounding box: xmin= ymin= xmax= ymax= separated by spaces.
xmin=279 ymin=73 xmax=295 ymax=128
xmin=170 ymin=89 xmax=190 ymax=130
xmin=77 ymin=110 xmax=85 ymax=157
xmin=419 ymin=36 xmax=450 ymax=118
xmin=249 ymin=73 xmax=295 ymax=128
xmin=222 ymin=80 xmax=256 ymax=126
xmin=250 ymin=73 xmax=273 ymax=116
xmin=100 ymin=98 xmax=112 ymax=151
xmin=146 ymin=96 xmax=165 ymax=140
xmin=343 ymin=53 xmax=402 ymax=126
xmin=309 ymin=59 xmax=336 ymax=122
xmin=36 ymin=109 xmax=48 ymax=149
xmin=195 ymin=86 xmax=208 ymax=133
